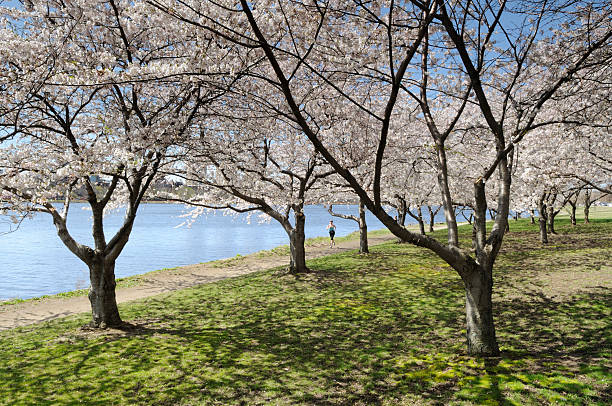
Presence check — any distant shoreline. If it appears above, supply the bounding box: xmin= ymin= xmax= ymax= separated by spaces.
xmin=50 ymin=199 xmax=177 ymax=204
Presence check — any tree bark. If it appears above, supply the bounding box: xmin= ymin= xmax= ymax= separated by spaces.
xmin=88 ymin=257 xmax=122 ymax=328
xmin=538 ymin=217 xmax=548 ymax=244
xmin=407 ymin=206 xmax=426 ymax=235
xmin=417 ymin=206 xmax=425 ymax=235
xmin=436 ymin=144 xmax=459 ymax=247
xmin=584 ymin=190 xmax=591 ymax=224
xmin=396 ymin=197 xmax=407 ymax=226
xmin=538 ymin=195 xmax=548 ymax=244
xmin=547 ymin=205 xmax=557 ymax=234
xmin=428 ymin=206 xmax=436 ymax=233
xmin=358 ymin=200 xmax=369 ymax=253
xmin=530 ymin=209 xmax=536 ymax=224
xmin=357 ymin=204 xmax=369 ymax=253
xmin=288 ymin=211 xmax=307 ymax=273
xmin=461 ymin=265 xmax=500 ymax=356
xmin=569 ymin=202 xmax=577 ymax=226
xmin=49 ymin=201 xmax=129 ymax=328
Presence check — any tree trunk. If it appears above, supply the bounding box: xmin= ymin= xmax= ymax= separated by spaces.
xmin=428 ymin=206 xmax=436 ymax=233
xmin=397 ymin=198 xmax=407 ymax=226
xmin=406 ymin=205 xmax=427 ymax=236
xmin=418 ymin=219 xmax=426 ymax=235
xmin=530 ymin=209 xmax=536 ymax=224
xmin=569 ymin=203 xmax=577 ymax=226
xmin=461 ymin=265 xmax=500 ymax=356
xmin=88 ymin=257 xmax=122 ymax=328
xmin=435 ymin=144 xmax=459 ymax=247
xmin=547 ymin=205 xmax=557 ymax=234
xmin=538 ymin=217 xmax=548 ymax=244
xmin=538 ymin=196 xmax=548 ymax=244
xmin=288 ymin=212 xmax=307 ymax=273
xmin=417 ymin=206 xmax=425 ymax=235
xmin=584 ymin=191 xmax=591 ymax=224
xmin=358 ymin=200 xmax=369 ymax=254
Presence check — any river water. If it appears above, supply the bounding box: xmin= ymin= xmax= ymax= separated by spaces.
xmin=0 ymin=204 xmax=443 ymax=300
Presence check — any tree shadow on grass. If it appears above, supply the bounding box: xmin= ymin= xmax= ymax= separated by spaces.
xmin=471 ymin=287 xmax=612 ymax=405
xmin=52 ymin=285 xmax=607 ymax=405
xmin=3 ymin=290 xmax=608 ymax=405
xmin=2 ymin=231 xmax=610 ymax=405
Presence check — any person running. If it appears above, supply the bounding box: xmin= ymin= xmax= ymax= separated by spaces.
xmin=327 ymin=220 xmax=336 ymax=248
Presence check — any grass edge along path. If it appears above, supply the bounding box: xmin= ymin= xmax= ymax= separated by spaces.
xmin=0 ymin=227 xmax=399 ymax=330
xmin=0 ymin=216 xmax=610 ymax=405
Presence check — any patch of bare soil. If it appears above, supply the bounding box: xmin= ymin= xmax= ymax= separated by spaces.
xmin=496 ymin=227 xmax=612 ymax=301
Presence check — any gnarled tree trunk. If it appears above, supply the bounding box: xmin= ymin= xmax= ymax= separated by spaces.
xmin=539 ymin=217 xmax=548 ymax=243
xmin=570 ymin=204 xmax=577 ymax=226
xmin=538 ymin=195 xmax=548 ymax=244
xmin=546 ymin=205 xmax=557 ymax=235
xmin=407 ymin=205 xmax=426 ymax=235
xmin=288 ymin=211 xmax=307 ymax=273
xmin=88 ymin=257 xmax=121 ymax=327
xmin=427 ymin=206 xmax=437 ymax=233
xmin=49 ymin=196 xmax=137 ymax=329
xmin=584 ymin=190 xmax=592 ymax=224
xmin=417 ymin=206 xmax=425 ymax=235
xmin=461 ymin=264 xmax=499 ymax=356
xmin=463 ymin=179 xmax=501 ymax=356
xmin=358 ymin=200 xmax=369 ymax=253
xmin=396 ymin=197 xmax=407 ymax=226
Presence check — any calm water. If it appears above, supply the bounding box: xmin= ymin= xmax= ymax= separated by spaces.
xmin=0 ymin=204 xmax=444 ymax=300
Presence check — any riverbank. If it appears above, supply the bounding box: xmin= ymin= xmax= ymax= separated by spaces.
xmin=0 ymin=228 xmax=397 ymax=330
xmin=0 ymin=203 xmax=396 ymax=300
xmin=3 ymin=206 xmax=611 ymax=327
xmin=1 ymin=217 xmax=610 ymax=405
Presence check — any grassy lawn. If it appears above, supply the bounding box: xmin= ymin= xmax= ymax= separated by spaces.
xmin=557 ymin=205 xmax=612 ymax=220
xmin=0 ymin=218 xmax=610 ymax=405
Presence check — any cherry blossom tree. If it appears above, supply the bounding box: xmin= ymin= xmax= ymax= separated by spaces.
xmin=0 ymin=0 xmax=222 ymax=327
xmin=165 ymin=114 xmax=335 ymax=274
xmin=149 ymin=0 xmax=612 ymax=356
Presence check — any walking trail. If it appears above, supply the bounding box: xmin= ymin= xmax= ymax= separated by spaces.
xmin=0 ymin=233 xmax=397 ymax=331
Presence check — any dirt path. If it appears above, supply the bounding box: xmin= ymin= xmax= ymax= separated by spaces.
xmin=0 ymin=233 xmax=397 ymax=331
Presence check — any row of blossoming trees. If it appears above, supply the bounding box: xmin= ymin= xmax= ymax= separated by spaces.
xmin=1 ymin=0 xmax=610 ymax=356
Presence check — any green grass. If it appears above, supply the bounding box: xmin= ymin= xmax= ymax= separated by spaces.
xmin=557 ymin=205 xmax=612 ymax=220
xmin=253 ymin=228 xmax=390 ymax=258
xmin=0 ymin=218 xmax=610 ymax=405
xmin=1 ymin=227 xmax=386 ymax=305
